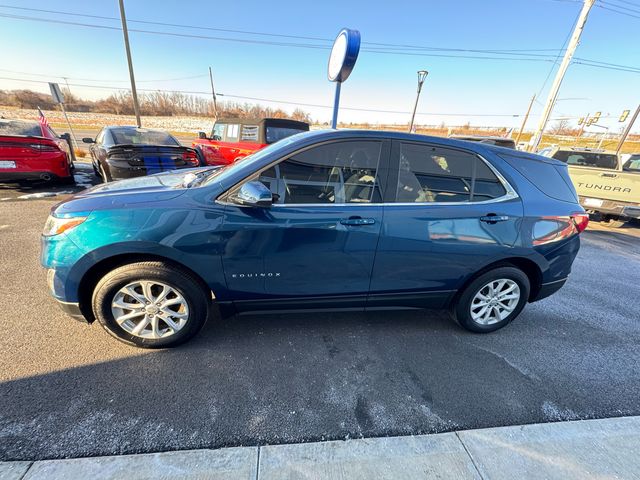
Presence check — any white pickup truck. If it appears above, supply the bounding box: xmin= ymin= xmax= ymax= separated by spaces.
xmin=538 ymin=147 xmax=640 ymax=227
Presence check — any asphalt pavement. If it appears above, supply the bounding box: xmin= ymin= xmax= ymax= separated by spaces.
xmin=0 ymin=183 xmax=639 ymax=461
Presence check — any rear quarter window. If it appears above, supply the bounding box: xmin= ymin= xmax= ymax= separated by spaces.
xmin=498 ymin=152 xmax=578 ymax=203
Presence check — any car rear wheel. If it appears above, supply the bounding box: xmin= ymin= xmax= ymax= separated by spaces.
xmin=605 ymin=218 xmax=626 ymax=228
xmin=92 ymin=261 xmax=210 ymax=348
xmin=451 ymin=267 xmax=530 ymax=333
xmin=99 ymin=164 xmax=110 ymax=183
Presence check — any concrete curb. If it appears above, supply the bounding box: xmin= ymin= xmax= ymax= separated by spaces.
xmin=2 ymin=416 xmax=639 ymax=480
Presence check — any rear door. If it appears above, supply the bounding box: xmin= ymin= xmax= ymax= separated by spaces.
xmin=219 ymin=139 xmax=390 ymax=310
xmin=368 ymin=140 xmax=523 ymax=308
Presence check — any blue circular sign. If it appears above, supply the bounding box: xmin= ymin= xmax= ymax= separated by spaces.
xmin=327 ymin=28 xmax=361 ymax=83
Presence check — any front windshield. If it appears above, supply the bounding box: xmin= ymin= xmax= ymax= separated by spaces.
xmin=201 ymin=133 xmax=305 ymax=186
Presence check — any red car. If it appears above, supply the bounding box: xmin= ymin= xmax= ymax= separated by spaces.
xmin=193 ymin=117 xmax=309 ymax=166
xmin=0 ymin=119 xmax=75 ymax=184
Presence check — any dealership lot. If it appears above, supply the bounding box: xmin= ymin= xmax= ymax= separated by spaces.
xmin=1 ymin=181 xmax=639 ymax=461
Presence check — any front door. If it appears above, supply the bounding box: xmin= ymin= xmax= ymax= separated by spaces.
xmin=219 ymin=139 xmax=390 ymax=311
xmin=368 ymin=140 xmax=523 ymax=309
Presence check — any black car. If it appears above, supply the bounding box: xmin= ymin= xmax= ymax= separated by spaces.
xmin=83 ymin=126 xmax=199 ymax=182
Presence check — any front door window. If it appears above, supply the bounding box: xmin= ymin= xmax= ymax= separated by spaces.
xmin=258 ymin=140 xmax=383 ymax=204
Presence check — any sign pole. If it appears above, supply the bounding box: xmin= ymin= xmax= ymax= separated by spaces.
xmin=48 ymin=82 xmax=77 ymax=149
xmin=327 ymin=28 xmax=360 ymax=130
xmin=59 ymin=103 xmax=78 ymax=150
xmin=331 ymin=82 xmax=342 ymax=129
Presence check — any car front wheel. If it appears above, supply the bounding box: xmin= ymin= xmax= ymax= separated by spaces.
xmin=92 ymin=261 xmax=210 ymax=348
xmin=451 ymin=266 xmax=530 ymax=333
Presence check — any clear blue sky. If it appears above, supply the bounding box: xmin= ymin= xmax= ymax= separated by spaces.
xmin=0 ymin=0 xmax=637 ymax=131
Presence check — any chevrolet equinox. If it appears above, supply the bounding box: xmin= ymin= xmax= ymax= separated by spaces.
xmin=42 ymin=130 xmax=588 ymax=348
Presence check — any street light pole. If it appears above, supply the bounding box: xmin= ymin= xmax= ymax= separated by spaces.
xmin=118 ymin=0 xmax=142 ymax=127
xmin=408 ymin=70 xmax=428 ymax=133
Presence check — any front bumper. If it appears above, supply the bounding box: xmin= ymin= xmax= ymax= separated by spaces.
xmin=55 ymin=298 xmax=87 ymax=322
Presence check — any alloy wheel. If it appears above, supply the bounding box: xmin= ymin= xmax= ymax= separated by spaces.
xmin=470 ymin=279 xmax=520 ymax=326
xmin=111 ymin=281 xmax=189 ymax=339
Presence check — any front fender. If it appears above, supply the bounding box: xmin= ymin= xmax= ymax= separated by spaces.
xmin=61 ymin=241 xmax=227 ymax=303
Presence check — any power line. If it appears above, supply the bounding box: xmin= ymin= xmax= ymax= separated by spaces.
xmin=0 ymin=68 xmax=207 ymax=83
xmin=0 ymin=3 xmax=567 ymax=56
xmin=596 ymin=1 xmax=640 ymax=17
xmin=598 ymin=0 xmax=640 ymax=14
xmin=0 ymin=10 xmax=631 ymax=68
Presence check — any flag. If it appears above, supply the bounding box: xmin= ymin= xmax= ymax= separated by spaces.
xmin=37 ymin=107 xmax=49 ymax=129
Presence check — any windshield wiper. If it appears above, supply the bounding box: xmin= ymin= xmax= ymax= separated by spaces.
xmin=179 ymin=167 xmax=221 ymax=188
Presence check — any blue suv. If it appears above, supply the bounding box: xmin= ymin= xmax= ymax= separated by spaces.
xmin=41 ymin=130 xmax=588 ymax=348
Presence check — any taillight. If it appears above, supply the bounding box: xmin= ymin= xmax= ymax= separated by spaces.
xmin=571 ymin=213 xmax=589 ymax=234
xmin=183 ymin=150 xmax=199 ymax=166
xmin=533 ymin=214 xmax=587 ymax=246
xmin=29 ymin=142 xmax=60 ymax=152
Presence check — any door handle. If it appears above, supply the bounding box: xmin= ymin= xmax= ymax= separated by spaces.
xmin=599 ymin=172 xmax=617 ymax=178
xmin=480 ymin=214 xmax=509 ymax=224
xmin=340 ymin=217 xmax=376 ymax=226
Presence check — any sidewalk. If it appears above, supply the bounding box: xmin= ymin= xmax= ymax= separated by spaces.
xmin=2 ymin=416 xmax=639 ymax=480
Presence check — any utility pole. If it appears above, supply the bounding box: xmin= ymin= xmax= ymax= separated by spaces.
xmin=616 ymin=104 xmax=640 ymax=154
xmin=529 ymin=0 xmax=595 ymax=152
xmin=118 ymin=0 xmax=142 ymax=127
xmin=408 ymin=70 xmax=429 ymax=133
xmin=209 ymin=67 xmax=218 ymax=120
xmin=575 ymin=113 xmax=590 ymax=141
xmin=515 ymin=94 xmax=536 ymax=145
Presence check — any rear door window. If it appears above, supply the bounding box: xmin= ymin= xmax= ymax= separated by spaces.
xmin=393 ymin=143 xmax=506 ymax=203
xmin=552 ymin=151 xmax=618 ymax=169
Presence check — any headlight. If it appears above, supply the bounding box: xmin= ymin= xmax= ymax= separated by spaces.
xmin=43 ymin=215 xmax=87 ymax=236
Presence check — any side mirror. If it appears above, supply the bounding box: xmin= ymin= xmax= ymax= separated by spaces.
xmin=60 ymin=132 xmax=71 ymax=141
xmin=231 ymin=181 xmax=273 ymax=208
xmin=198 ymin=131 xmax=207 ymax=139
xmin=82 ymin=137 xmax=95 ymax=144
xmin=212 ymin=135 xmax=222 ymax=141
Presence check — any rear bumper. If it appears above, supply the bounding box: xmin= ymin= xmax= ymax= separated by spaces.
xmin=0 ymin=170 xmax=65 ymax=182
xmin=530 ymin=277 xmax=567 ymax=302
xmin=579 ymin=196 xmax=640 ymax=219
xmin=106 ymin=160 xmax=195 ymax=181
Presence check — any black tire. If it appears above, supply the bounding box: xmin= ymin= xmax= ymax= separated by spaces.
xmin=606 ymin=218 xmax=626 ymax=228
xmin=99 ymin=164 xmax=110 ymax=183
xmin=194 ymin=147 xmax=206 ymax=166
xmin=92 ymin=261 xmax=210 ymax=348
xmin=451 ymin=266 xmax=530 ymax=333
